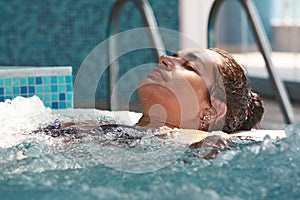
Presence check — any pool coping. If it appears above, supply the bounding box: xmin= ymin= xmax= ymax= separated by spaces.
xmin=0 ymin=66 xmax=72 ymax=78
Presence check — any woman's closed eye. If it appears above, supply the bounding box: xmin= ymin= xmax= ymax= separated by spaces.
xmin=184 ymin=64 xmax=196 ymax=72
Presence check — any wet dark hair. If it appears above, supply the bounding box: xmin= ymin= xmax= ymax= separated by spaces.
xmin=209 ymin=48 xmax=264 ymax=133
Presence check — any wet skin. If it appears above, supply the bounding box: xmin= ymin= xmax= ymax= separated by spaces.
xmin=137 ymin=49 xmax=226 ymax=130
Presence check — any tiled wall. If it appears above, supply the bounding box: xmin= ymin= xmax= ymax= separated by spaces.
xmin=0 ymin=0 xmax=179 ymax=108
xmin=0 ymin=67 xmax=73 ymax=108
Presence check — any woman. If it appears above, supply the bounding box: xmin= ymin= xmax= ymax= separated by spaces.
xmin=137 ymin=48 xmax=264 ymax=133
xmin=39 ymin=48 xmax=264 ymax=152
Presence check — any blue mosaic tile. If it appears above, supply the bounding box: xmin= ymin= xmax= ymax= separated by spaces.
xmin=52 ymin=102 xmax=58 ymax=109
xmin=0 ymin=96 xmax=4 ymax=102
xmin=36 ymin=77 xmax=42 ymax=84
xmin=0 ymin=68 xmax=73 ymax=108
xmin=59 ymin=93 xmax=65 ymax=101
xmin=0 ymin=79 xmax=3 ymax=86
xmin=21 ymin=86 xmax=27 ymax=94
xmin=28 ymin=86 xmax=35 ymax=93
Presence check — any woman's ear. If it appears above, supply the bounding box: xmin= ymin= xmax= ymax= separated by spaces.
xmin=208 ymin=99 xmax=227 ymax=131
xmin=212 ymin=99 xmax=227 ymax=119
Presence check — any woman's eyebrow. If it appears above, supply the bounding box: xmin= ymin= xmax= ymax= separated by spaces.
xmin=172 ymin=53 xmax=203 ymax=64
xmin=184 ymin=53 xmax=200 ymax=61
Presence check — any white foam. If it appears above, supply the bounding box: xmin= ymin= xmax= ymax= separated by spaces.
xmin=0 ymin=96 xmax=143 ymax=148
xmin=0 ymin=96 xmax=57 ymax=148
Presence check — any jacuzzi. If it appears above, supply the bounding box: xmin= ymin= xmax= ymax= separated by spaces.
xmin=0 ymin=96 xmax=299 ymax=200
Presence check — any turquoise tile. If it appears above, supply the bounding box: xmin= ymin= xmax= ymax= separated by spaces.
xmin=66 ymin=76 xmax=73 ymax=83
xmin=13 ymin=78 xmax=20 ymax=85
xmin=5 ymin=87 xmax=12 ymax=95
xmin=51 ymin=85 xmax=58 ymax=92
xmin=58 ymin=85 xmax=66 ymax=92
xmin=36 ymin=93 xmax=43 ymax=100
xmin=20 ymin=77 xmax=27 ymax=85
xmin=28 ymin=77 xmax=35 ymax=85
xmin=66 ymin=84 xmax=73 ymax=92
xmin=51 ymin=76 xmax=57 ymax=84
xmin=44 ymin=85 xmax=51 ymax=93
xmin=52 ymin=93 xmax=58 ymax=101
xmin=58 ymin=76 xmax=65 ymax=83
xmin=59 ymin=101 xmax=66 ymax=109
xmin=43 ymin=76 xmax=51 ymax=84
xmin=13 ymin=87 xmax=20 ymax=94
xmin=66 ymin=93 xmax=73 ymax=101
xmin=5 ymin=78 xmax=11 ymax=86
xmin=6 ymin=96 xmax=12 ymax=100
xmin=44 ymin=102 xmax=51 ymax=108
xmin=67 ymin=101 xmax=73 ymax=108
xmin=36 ymin=85 xmax=43 ymax=93
xmin=0 ymin=79 xmax=3 ymax=86
xmin=43 ymin=93 xmax=51 ymax=101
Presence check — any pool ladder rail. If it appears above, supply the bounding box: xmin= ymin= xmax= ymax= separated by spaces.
xmin=107 ymin=0 xmax=166 ymax=110
xmin=107 ymin=0 xmax=295 ymax=124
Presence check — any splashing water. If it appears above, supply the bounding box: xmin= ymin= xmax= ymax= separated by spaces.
xmin=0 ymin=96 xmax=300 ymax=200
xmin=0 ymin=96 xmax=58 ymax=148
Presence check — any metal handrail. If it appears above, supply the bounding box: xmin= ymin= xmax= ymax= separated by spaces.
xmin=107 ymin=0 xmax=166 ymax=110
xmin=208 ymin=0 xmax=295 ymax=124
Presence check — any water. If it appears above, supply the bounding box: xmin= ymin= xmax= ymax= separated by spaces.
xmin=1 ymin=96 xmax=300 ymax=200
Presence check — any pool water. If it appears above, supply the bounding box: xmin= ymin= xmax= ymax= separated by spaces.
xmin=1 ymin=96 xmax=300 ymax=200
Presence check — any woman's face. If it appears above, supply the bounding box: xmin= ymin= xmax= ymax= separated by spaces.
xmin=138 ymin=49 xmax=223 ymax=129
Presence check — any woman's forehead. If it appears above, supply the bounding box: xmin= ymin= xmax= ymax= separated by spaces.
xmin=176 ymin=48 xmax=206 ymax=55
xmin=175 ymin=49 xmax=222 ymax=64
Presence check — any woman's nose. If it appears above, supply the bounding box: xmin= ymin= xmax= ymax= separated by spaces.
xmin=159 ymin=55 xmax=181 ymax=69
